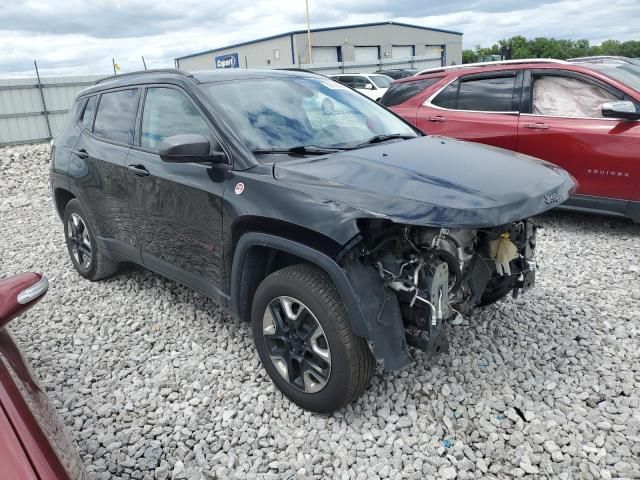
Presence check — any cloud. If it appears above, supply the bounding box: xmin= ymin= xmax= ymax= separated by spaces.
xmin=0 ymin=0 xmax=638 ymax=77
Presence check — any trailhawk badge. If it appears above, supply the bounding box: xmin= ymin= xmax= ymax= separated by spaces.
xmin=234 ymin=182 xmax=245 ymax=195
xmin=544 ymin=192 xmax=560 ymax=205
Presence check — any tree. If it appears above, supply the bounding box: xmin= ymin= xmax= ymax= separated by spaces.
xmin=468 ymin=36 xmax=639 ymax=61
xmin=462 ymin=50 xmax=477 ymax=63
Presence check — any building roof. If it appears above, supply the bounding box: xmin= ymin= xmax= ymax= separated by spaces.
xmin=175 ymin=21 xmax=463 ymax=61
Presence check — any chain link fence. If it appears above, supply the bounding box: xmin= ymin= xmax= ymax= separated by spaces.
xmin=299 ymin=53 xmax=443 ymax=75
xmin=0 ymin=75 xmax=103 ymax=146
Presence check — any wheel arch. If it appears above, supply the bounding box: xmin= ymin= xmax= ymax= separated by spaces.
xmin=230 ymin=216 xmax=343 ymax=257
xmin=53 ymin=187 xmax=76 ymax=220
xmin=230 ymin=232 xmax=411 ymax=370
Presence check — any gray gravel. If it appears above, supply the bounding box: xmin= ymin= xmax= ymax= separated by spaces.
xmin=1 ymin=143 xmax=639 ymax=480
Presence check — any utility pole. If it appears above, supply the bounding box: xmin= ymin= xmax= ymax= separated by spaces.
xmin=112 ymin=58 xmax=117 ymax=75
xmin=305 ymin=0 xmax=313 ymax=63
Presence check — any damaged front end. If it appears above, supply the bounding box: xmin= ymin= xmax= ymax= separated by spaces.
xmin=341 ymin=218 xmax=538 ymax=368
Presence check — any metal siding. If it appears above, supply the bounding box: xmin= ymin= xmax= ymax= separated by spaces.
xmin=311 ymin=47 xmax=339 ymax=63
xmin=178 ymin=35 xmax=293 ymax=71
xmin=0 ymin=75 xmax=102 ymax=146
xmin=392 ymin=45 xmax=414 ymax=58
xmin=292 ymin=24 xmax=462 ymax=65
xmin=178 ymin=23 xmax=462 ymax=69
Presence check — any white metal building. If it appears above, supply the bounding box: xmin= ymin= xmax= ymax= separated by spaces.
xmin=175 ymin=21 xmax=463 ymax=73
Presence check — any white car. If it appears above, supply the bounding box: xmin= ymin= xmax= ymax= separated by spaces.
xmin=329 ymin=73 xmax=393 ymax=101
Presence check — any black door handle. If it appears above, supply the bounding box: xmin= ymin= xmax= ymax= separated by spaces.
xmin=71 ymin=149 xmax=89 ymax=159
xmin=128 ymin=164 xmax=150 ymax=177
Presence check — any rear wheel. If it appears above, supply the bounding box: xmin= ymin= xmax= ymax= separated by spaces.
xmin=251 ymin=264 xmax=375 ymax=413
xmin=63 ymin=199 xmax=118 ymax=281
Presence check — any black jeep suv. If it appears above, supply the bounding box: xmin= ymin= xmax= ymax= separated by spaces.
xmin=50 ymin=68 xmax=574 ymax=412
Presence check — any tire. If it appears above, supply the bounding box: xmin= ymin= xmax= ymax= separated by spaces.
xmin=63 ymin=199 xmax=118 ymax=281
xmin=479 ymin=276 xmax=515 ymax=307
xmin=251 ymin=264 xmax=375 ymax=413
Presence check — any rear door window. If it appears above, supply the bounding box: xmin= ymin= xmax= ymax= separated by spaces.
xmin=335 ymin=76 xmax=354 ymax=87
xmin=354 ymin=76 xmax=371 ymax=89
xmin=457 ymin=76 xmax=516 ymax=111
xmin=432 ymin=75 xmax=518 ymax=112
xmin=140 ymin=87 xmax=211 ymax=150
xmin=80 ymin=96 xmax=97 ymax=130
xmin=93 ymin=89 xmax=139 ymax=144
xmin=432 ymin=80 xmax=459 ymax=109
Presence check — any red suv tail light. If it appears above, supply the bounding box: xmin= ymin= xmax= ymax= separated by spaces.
xmin=0 ymin=273 xmax=49 ymax=329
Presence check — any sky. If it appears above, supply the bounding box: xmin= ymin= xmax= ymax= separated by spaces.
xmin=0 ymin=0 xmax=638 ymax=77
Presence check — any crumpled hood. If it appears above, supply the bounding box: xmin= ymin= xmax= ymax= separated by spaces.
xmin=273 ymin=136 xmax=576 ymax=228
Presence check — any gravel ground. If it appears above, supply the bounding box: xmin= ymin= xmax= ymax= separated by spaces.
xmin=1 ymin=143 xmax=639 ymax=480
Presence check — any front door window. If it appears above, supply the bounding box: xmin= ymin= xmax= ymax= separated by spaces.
xmin=532 ymin=76 xmax=617 ymax=118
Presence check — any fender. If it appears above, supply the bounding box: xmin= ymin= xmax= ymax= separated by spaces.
xmin=230 ymin=232 xmax=411 ymax=370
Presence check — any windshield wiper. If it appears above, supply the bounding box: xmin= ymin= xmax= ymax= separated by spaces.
xmin=252 ymin=145 xmax=346 ymax=155
xmin=351 ymin=133 xmax=417 ymax=148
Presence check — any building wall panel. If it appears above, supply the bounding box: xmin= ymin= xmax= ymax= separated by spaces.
xmin=292 ymin=24 xmax=462 ymax=65
xmin=177 ymin=23 xmax=463 ymax=70
xmin=177 ymin=35 xmax=293 ymax=71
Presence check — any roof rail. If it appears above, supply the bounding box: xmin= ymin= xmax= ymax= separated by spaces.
xmin=276 ymin=67 xmax=324 ymax=75
xmin=95 ymin=68 xmax=193 ymax=84
xmin=568 ymin=55 xmax=625 ymax=61
xmin=567 ymin=56 xmax=637 ymax=64
xmin=416 ymin=58 xmax=568 ymax=76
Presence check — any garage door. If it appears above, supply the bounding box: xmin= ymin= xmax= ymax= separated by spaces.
xmin=312 ymin=47 xmax=338 ymax=63
xmin=392 ymin=45 xmax=413 ymax=58
xmin=354 ymin=46 xmax=379 ymax=62
xmin=425 ymin=45 xmax=443 ymax=59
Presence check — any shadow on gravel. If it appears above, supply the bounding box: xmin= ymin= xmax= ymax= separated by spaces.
xmin=539 ymin=209 xmax=639 ymax=234
xmin=106 ymin=262 xmax=242 ymax=326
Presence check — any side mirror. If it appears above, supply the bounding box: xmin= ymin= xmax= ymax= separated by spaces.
xmin=601 ymin=101 xmax=640 ymax=120
xmin=158 ymin=134 xmax=227 ymax=164
xmin=364 ymin=83 xmax=374 ymax=90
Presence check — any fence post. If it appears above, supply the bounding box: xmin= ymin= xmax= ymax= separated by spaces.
xmin=33 ymin=61 xmax=52 ymax=140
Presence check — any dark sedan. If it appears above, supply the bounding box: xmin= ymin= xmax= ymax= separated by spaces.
xmin=374 ymin=68 xmax=419 ymax=79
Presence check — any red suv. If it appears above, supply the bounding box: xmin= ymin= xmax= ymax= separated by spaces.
xmin=381 ymin=60 xmax=640 ymax=222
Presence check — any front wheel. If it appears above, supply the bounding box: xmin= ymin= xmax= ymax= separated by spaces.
xmin=251 ymin=264 xmax=375 ymax=413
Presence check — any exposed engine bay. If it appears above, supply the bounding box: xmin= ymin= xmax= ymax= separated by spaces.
xmin=354 ymin=218 xmax=538 ymax=358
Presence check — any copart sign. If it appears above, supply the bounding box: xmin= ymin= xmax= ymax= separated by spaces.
xmin=215 ymin=53 xmax=239 ymax=69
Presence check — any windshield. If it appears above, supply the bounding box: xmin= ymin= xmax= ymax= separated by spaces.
xmin=369 ymin=75 xmax=392 ymax=88
xmin=201 ymin=76 xmax=416 ymax=152
xmin=586 ymin=63 xmax=640 ymax=92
